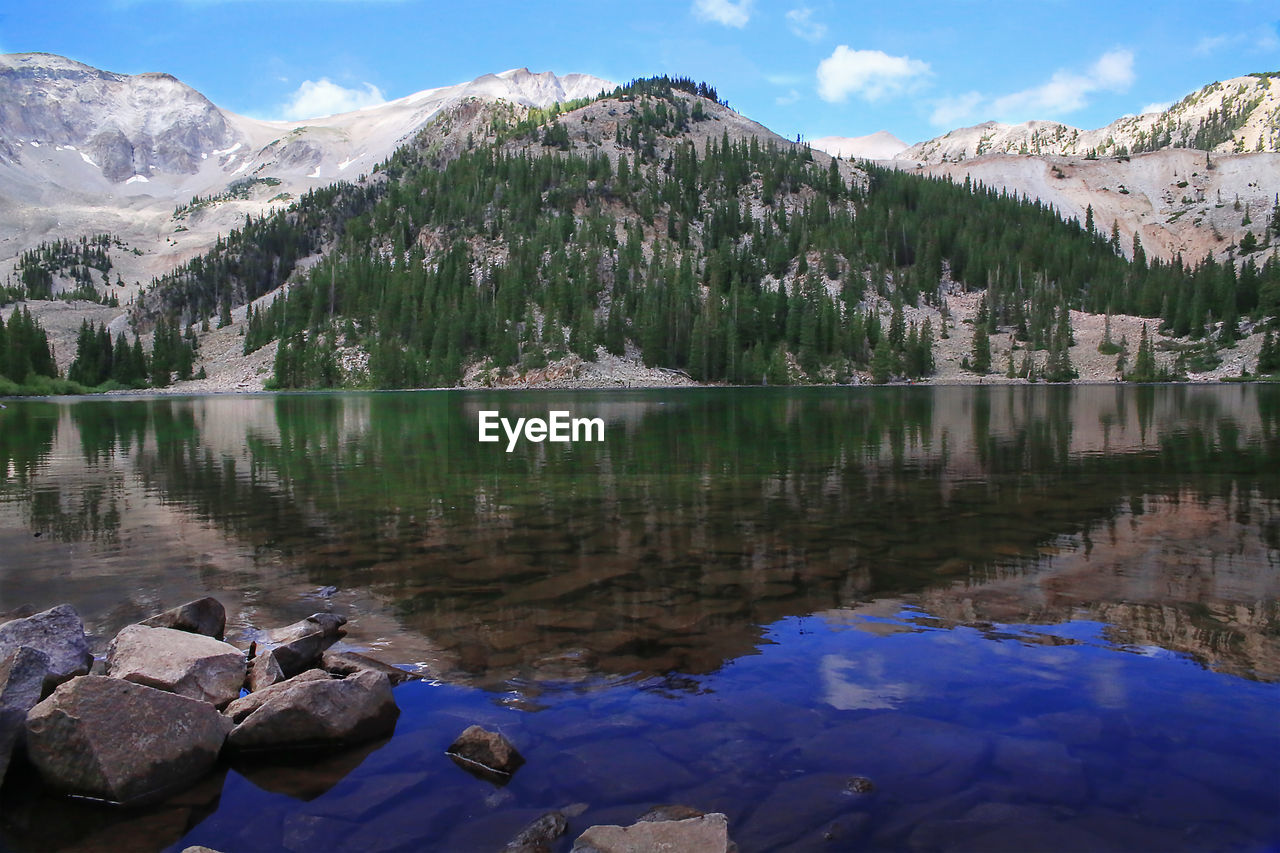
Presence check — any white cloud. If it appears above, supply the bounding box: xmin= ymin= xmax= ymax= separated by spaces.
xmin=816 ymin=46 xmax=931 ymax=103
xmin=776 ymin=88 xmax=802 ymax=106
xmin=989 ymin=50 xmax=1134 ymax=119
xmin=1140 ymin=101 xmax=1171 ymax=115
xmin=765 ymin=72 xmax=805 ymax=86
xmin=1193 ymin=35 xmax=1230 ymax=56
xmin=786 ymin=7 xmax=827 ymax=42
xmin=280 ymin=78 xmax=386 ymax=120
xmin=692 ymin=0 xmax=752 ymax=28
xmin=930 ymin=92 xmax=983 ymax=127
xmin=1195 ymin=25 xmax=1280 ymax=55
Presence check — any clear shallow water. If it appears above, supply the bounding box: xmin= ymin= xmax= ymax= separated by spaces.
xmin=0 ymin=385 xmax=1278 ymax=851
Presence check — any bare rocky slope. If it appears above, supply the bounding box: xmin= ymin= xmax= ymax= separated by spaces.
xmin=0 ymin=52 xmax=611 ymax=302
xmin=813 ymin=74 xmax=1280 ymax=266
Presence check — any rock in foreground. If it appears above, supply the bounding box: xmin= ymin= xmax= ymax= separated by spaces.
xmin=447 ymin=725 xmax=526 ymax=783
xmin=24 ymin=676 xmax=231 ymax=805
xmin=226 ymin=670 xmax=398 ymax=751
xmin=0 ymin=604 xmax=93 ymax=685
xmin=0 ymin=646 xmax=53 ymax=787
xmin=573 ymin=813 xmax=733 ymax=852
xmin=321 ymin=650 xmax=422 ymax=685
xmin=107 ymin=624 xmax=245 ymax=709
xmin=140 ymin=596 xmax=227 ymax=639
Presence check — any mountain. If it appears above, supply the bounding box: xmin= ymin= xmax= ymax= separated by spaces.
xmin=0 ymin=52 xmax=611 ymax=297
xmin=1 ymin=60 xmax=1278 ymax=396
xmin=865 ymin=73 xmax=1280 ymax=265
xmin=900 ymin=74 xmax=1280 ymax=162
xmin=811 ymin=131 xmax=907 ymax=161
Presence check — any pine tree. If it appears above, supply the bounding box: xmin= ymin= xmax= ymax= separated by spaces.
xmin=1259 ymin=329 xmax=1279 ymax=374
xmin=1128 ymin=323 xmax=1157 ymax=382
xmin=871 ymin=334 xmax=893 ymax=384
xmin=971 ymin=296 xmax=991 ymax=374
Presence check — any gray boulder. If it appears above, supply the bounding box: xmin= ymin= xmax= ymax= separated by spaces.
xmin=0 ymin=604 xmax=93 ymax=685
xmin=140 ymin=597 xmax=227 ymax=639
xmin=226 ymin=670 xmax=398 ymax=751
xmin=247 ymin=647 xmax=286 ymax=692
xmin=24 ymin=676 xmax=231 ymax=805
xmin=573 ymin=814 xmax=732 ymax=852
xmin=321 ymin=650 xmax=422 ymax=685
xmin=250 ymin=613 xmax=348 ymax=681
xmin=226 ymin=669 xmax=331 ymax=722
xmin=265 ymin=613 xmax=347 ymax=645
xmin=447 ymin=725 xmax=525 ymax=783
xmin=0 ymin=646 xmax=53 ymax=787
xmin=107 ymin=625 xmax=246 ymax=709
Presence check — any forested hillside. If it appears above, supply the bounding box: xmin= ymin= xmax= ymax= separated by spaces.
xmin=130 ymin=77 xmax=1280 ymax=388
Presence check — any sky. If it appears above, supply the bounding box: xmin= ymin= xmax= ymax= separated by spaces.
xmin=2 ymin=0 xmax=1278 ymax=144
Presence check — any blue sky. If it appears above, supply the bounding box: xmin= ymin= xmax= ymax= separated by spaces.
xmin=2 ymin=0 xmax=1278 ymax=143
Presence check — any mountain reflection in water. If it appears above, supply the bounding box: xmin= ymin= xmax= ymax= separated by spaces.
xmin=2 ymin=385 xmax=1275 ymax=686
xmin=0 ymin=385 xmax=1277 ymax=851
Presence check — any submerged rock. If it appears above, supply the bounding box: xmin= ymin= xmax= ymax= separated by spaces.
xmin=226 ymin=670 xmax=399 ymax=751
xmin=637 ymin=804 xmax=706 ymax=822
xmin=573 ymin=813 xmax=733 ymax=852
xmin=446 ymin=725 xmax=525 ymax=783
xmin=107 ymin=624 xmax=246 ymax=709
xmin=141 ymin=597 xmax=227 ymax=640
xmin=24 ymin=676 xmax=230 ymax=805
xmin=321 ymin=650 xmax=422 ymax=685
xmin=505 ymin=811 xmax=568 ymax=852
xmin=0 ymin=646 xmax=53 ymax=787
xmin=0 ymin=604 xmax=93 ymax=685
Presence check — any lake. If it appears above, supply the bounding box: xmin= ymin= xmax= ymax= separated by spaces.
xmin=1 ymin=385 xmax=1278 ymax=851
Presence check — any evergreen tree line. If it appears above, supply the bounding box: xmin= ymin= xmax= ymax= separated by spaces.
xmin=126 ymin=80 xmax=1280 ymax=389
xmin=0 ymin=308 xmax=58 ymax=385
xmin=65 ymin=320 xmax=150 ymax=388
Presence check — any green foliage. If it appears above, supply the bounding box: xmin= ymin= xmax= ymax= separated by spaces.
xmin=1 ymin=307 xmax=58 ymax=385
xmin=1258 ymin=329 xmax=1280 ymax=374
xmin=1127 ymin=324 xmax=1159 ymax=382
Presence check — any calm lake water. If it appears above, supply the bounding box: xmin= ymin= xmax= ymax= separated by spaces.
xmin=1 ymin=385 xmax=1278 ymax=852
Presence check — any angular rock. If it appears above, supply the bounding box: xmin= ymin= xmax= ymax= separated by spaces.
xmin=226 ymin=669 xmax=332 ymax=723
xmin=141 ymin=597 xmax=227 ymax=639
xmin=273 ymin=634 xmax=328 ymax=678
xmin=265 ymin=613 xmax=347 ymax=645
xmin=0 ymin=604 xmax=93 ymax=685
xmin=321 ymin=650 xmax=422 ymax=686
xmin=0 ymin=645 xmax=52 ymax=714
xmin=24 ymin=676 xmax=231 ymax=805
xmin=505 ymin=811 xmax=568 ymax=852
xmin=226 ymin=670 xmax=398 ymax=751
xmin=447 ymin=725 xmax=525 ymax=783
xmin=1 ymin=646 xmax=53 ymax=786
xmin=247 ymin=648 xmax=287 ymax=692
xmin=107 ymin=624 xmax=246 ymax=709
xmin=573 ymin=814 xmax=732 ymax=852
xmin=250 ymin=612 xmax=348 ymax=676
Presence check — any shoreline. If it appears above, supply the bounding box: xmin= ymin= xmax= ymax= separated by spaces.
xmin=2 ymin=375 xmax=1274 ymax=401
